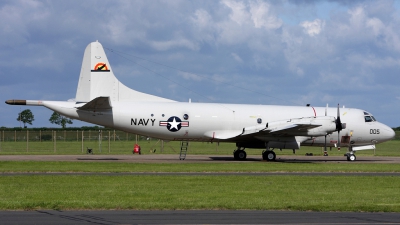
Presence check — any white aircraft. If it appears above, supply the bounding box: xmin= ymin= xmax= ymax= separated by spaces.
xmin=6 ymin=41 xmax=395 ymax=161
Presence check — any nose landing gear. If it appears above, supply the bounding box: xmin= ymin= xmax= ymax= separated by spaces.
xmin=346 ymin=152 xmax=357 ymax=161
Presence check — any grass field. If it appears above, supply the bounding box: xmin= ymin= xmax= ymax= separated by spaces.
xmin=1 ymin=161 xmax=400 ymax=173
xmin=0 ymin=175 xmax=399 ymax=211
xmin=0 ymin=161 xmax=400 ymax=212
xmin=0 ymin=133 xmax=399 ymax=212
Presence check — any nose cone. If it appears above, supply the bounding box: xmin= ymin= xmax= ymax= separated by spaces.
xmin=388 ymin=128 xmax=396 ymax=140
xmin=379 ymin=123 xmax=395 ymax=142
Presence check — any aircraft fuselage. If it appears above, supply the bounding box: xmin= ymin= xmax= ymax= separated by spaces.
xmin=43 ymin=101 xmax=394 ymax=149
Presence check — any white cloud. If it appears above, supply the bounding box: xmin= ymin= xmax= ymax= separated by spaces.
xmin=231 ymin=53 xmax=243 ymax=63
xmin=178 ymin=72 xmax=203 ymax=81
xmin=148 ymin=37 xmax=199 ymax=51
xmin=300 ymin=19 xmax=325 ymax=36
xmin=249 ymin=0 xmax=282 ymax=29
xmin=1 ymin=0 xmax=400 ymax=127
xmin=221 ymin=0 xmax=249 ymax=26
xmin=191 ymin=9 xmax=213 ymax=28
xmin=0 ymin=0 xmax=49 ymax=46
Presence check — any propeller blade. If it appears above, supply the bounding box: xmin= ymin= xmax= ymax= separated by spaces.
xmin=336 ymin=104 xmax=341 ymax=150
xmin=325 ymin=103 xmax=328 ymax=116
xmin=336 ymin=104 xmax=343 ymax=131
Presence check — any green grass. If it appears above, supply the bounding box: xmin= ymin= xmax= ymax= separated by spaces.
xmin=0 ymin=132 xmax=399 ymax=212
xmin=1 ymin=161 xmax=400 ymax=173
xmin=0 ymin=175 xmax=399 ymax=211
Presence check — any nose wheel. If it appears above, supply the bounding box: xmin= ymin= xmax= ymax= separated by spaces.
xmin=346 ymin=153 xmax=356 ymax=161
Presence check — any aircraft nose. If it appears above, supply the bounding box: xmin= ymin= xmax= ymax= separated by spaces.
xmin=388 ymin=128 xmax=395 ymax=140
xmin=380 ymin=123 xmax=395 ymax=141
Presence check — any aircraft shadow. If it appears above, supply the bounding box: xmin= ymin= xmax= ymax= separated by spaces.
xmin=208 ymin=156 xmax=387 ymax=163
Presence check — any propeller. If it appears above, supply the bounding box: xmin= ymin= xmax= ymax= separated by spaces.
xmin=335 ymin=104 xmax=344 ymax=151
xmin=323 ymin=104 xmax=328 ymax=156
xmin=323 ymin=103 xmax=344 ymax=155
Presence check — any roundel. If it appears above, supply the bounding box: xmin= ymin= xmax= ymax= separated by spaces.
xmin=167 ymin=116 xmax=182 ymax=132
xmin=159 ymin=116 xmax=190 ymax=132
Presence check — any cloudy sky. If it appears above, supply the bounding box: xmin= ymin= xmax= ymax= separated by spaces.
xmin=1 ymin=0 xmax=399 ymax=128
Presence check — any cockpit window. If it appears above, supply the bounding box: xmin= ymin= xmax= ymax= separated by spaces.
xmin=364 ymin=111 xmax=377 ymax=122
xmin=365 ymin=116 xmax=373 ymax=122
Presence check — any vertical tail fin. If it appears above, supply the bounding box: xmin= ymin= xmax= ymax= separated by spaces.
xmin=75 ymin=41 xmax=174 ymax=103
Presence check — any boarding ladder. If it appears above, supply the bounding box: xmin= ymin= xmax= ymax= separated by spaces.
xmin=179 ymin=141 xmax=189 ymax=160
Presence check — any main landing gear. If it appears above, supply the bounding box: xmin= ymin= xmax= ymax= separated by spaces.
xmin=262 ymin=149 xmax=276 ymax=161
xmin=233 ymin=147 xmax=247 ymax=160
xmin=233 ymin=146 xmax=277 ymax=161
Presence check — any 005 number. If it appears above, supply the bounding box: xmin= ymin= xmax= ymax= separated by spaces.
xmin=370 ymin=129 xmax=380 ymax=134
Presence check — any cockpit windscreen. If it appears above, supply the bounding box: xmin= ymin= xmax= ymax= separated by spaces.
xmin=364 ymin=112 xmax=377 ymax=122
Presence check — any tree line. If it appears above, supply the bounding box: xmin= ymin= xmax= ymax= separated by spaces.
xmin=16 ymin=109 xmax=72 ymax=128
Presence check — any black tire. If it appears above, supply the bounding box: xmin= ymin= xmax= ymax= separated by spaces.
xmin=263 ymin=151 xmax=276 ymax=161
xmin=234 ymin=150 xmax=247 ymax=160
xmin=349 ymin=154 xmax=356 ymax=161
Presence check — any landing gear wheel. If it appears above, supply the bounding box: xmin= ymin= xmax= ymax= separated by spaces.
xmin=347 ymin=154 xmax=356 ymax=162
xmin=234 ymin=150 xmax=247 ymax=160
xmin=263 ymin=151 xmax=276 ymax=161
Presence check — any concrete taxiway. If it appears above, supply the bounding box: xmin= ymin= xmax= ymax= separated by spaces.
xmin=1 ymin=210 xmax=399 ymax=224
xmin=1 ymin=154 xmax=400 ymax=163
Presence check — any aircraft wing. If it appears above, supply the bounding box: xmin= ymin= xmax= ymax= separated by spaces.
xmin=239 ymin=116 xmax=335 ymax=138
xmin=77 ymin=96 xmax=112 ymax=111
xmin=265 ymin=123 xmax=321 ymax=136
xmin=239 ymin=123 xmax=319 ymax=138
xmin=204 ymin=116 xmax=336 ymax=141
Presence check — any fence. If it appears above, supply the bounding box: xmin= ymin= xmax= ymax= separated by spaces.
xmin=0 ymin=130 xmax=167 ymax=154
xmin=0 ymin=129 xmax=398 ymax=155
xmin=0 ymin=129 xmax=231 ymax=154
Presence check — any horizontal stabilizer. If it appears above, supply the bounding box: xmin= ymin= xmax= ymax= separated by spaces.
xmin=77 ymin=96 xmax=112 ymax=111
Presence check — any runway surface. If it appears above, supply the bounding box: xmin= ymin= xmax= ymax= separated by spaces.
xmin=1 ymin=154 xmax=400 ymax=163
xmin=1 ymin=210 xmax=399 ymax=224
xmin=1 ymin=154 xmax=399 ymax=224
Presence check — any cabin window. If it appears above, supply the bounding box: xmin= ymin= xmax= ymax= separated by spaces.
xmin=257 ymin=118 xmax=262 ymax=124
